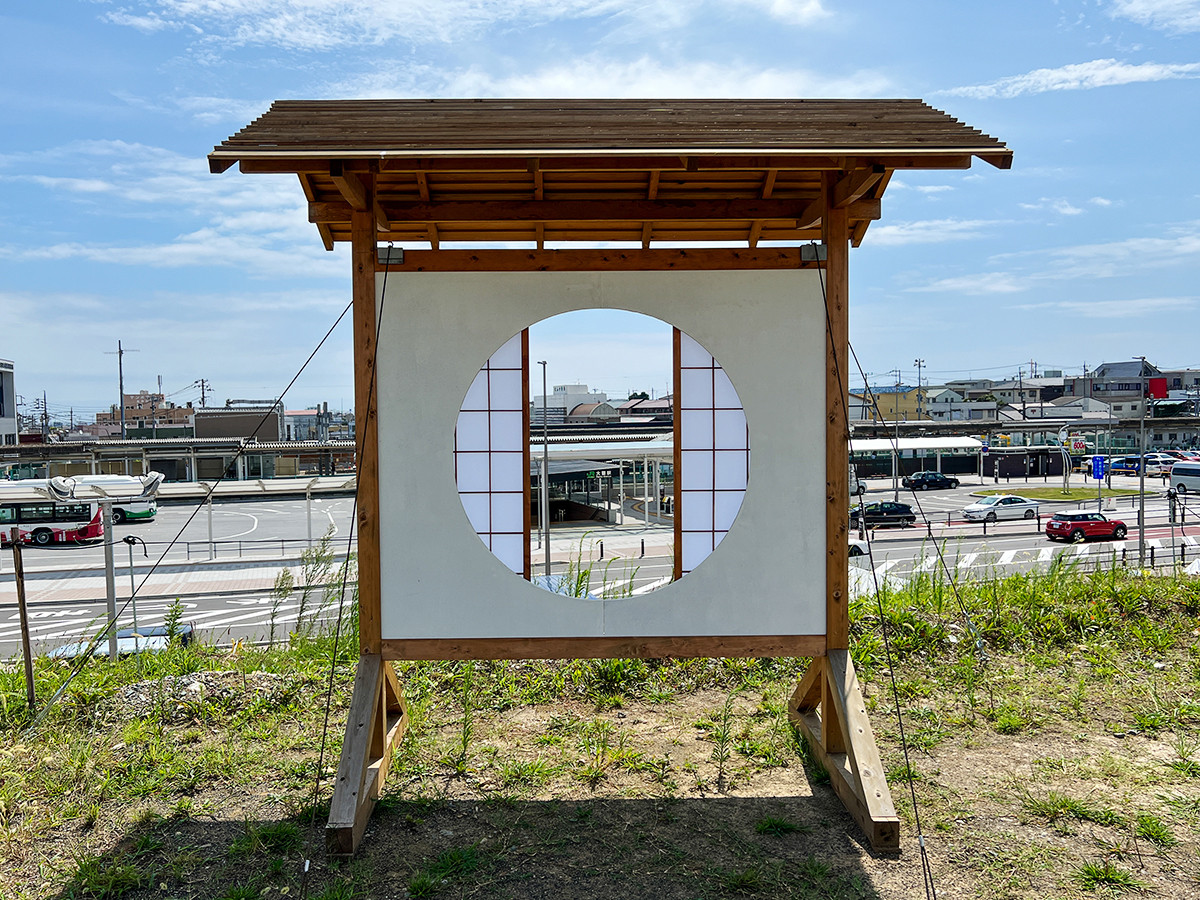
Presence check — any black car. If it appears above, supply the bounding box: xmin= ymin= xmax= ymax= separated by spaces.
xmin=901 ymin=471 xmax=960 ymax=491
xmin=849 ymin=501 xmax=917 ymax=527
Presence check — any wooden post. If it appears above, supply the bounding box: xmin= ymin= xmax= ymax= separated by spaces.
xmin=351 ymin=179 xmax=382 ymax=655
xmin=10 ymin=528 xmax=36 ymax=712
xmin=327 ymin=654 xmax=407 ymax=855
xmin=823 ymin=173 xmax=851 ymax=650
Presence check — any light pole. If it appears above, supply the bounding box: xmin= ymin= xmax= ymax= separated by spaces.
xmin=1137 ymin=356 xmax=1147 ymax=568
xmin=892 ymin=369 xmax=901 ymax=501
xmin=538 ymin=360 xmax=550 ymax=577
xmin=913 ymin=359 xmax=924 ymax=420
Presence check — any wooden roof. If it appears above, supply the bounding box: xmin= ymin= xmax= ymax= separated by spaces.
xmin=209 ymin=99 xmax=1010 ymax=249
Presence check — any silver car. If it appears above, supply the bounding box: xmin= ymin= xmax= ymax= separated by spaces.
xmin=961 ymin=494 xmax=1039 ymax=522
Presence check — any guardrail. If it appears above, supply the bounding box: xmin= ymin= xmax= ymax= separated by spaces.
xmin=133 ymin=537 xmax=355 ymax=560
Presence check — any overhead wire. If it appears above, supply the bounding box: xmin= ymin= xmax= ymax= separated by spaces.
xmin=25 ymin=295 xmax=358 ymax=735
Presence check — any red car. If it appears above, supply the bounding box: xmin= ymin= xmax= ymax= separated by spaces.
xmin=1045 ymin=511 xmax=1127 ymax=543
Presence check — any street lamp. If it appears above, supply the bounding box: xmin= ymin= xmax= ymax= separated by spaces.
xmin=913 ymin=359 xmax=924 ymax=420
xmin=537 ymin=360 xmax=551 ymax=577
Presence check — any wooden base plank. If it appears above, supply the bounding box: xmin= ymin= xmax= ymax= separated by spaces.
xmin=791 ymin=652 xmax=900 ymax=851
xmin=327 ymin=655 xmax=408 ymax=856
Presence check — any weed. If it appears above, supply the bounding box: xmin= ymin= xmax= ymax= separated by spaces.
xmin=1072 ymin=859 xmax=1145 ymax=891
xmin=1134 ymin=813 xmax=1176 ymax=847
xmin=755 ymin=816 xmax=804 ymax=836
xmin=228 ymin=820 xmax=302 ymax=858
xmin=68 ymin=853 xmax=145 ymax=897
xmin=720 ymin=866 xmax=763 ymax=893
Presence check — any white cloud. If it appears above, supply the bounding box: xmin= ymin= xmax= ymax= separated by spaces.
xmin=863 ymin=218 xmax=997 ymax=246
xmin=107 ymin=1 xmax=831 ymax=50
xmin=943 ymin=58 xmax=1200 ymax=99
xmin=1090 ymin=196 xmax=1115 ymax=207
xmin=906 ymin=273 xmax=1027 ymax=295
xmin=1020 ymin=197 xmax=1084 ymax=215
xmin=1015 ymin=296 xmax=1196 ymax=317
xmin=1109 ymin=0 xmax=1200 ymax=34
xmin=331 ymin=55 xmax=891 ymax=100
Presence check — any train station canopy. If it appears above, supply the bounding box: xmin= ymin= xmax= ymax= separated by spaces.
xmin=208 ymin=99 xmax=1011 ymax=251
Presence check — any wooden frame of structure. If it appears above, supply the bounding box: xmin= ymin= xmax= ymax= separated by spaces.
xmin=210 ymin=99 xmax=1009 ymax=855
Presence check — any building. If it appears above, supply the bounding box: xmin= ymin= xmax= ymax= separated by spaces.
xmin=96 ymin=390 xmax=195 ymax=436
xmin=617 ymin=396 xmax=674 ymax=423
xmin=849 ymin=384 xmax=926 ymax=422
xmin=193 ymin=403 xmax=284 ymax=441
xmin=0 ymin=358 xmax=15 ymax=446
xmin=532 ymin=384 xmax=609 ymax=425
xmin=286 ymin=403 xmax=334 ymax=441
xmin=924 ymin=388 xmax=998 ymax=422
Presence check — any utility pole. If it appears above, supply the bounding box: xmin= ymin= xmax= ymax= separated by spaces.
xmin=1017 ymin=368 xmax=1026 ymax=419
xmin=892 ymin=369 xmax=901 ymax=501
xmin=105 ymin=341 xmax=139 ymax=440
xmin=41 ymin=391 xmax=49 ymax=439
xmin=198 ymin=378 xmax=210 ymax=408
xmin=1137 ymin=356 xmax=1147 ymax=568
xmin=153 ymin=375 xmax=161 ymax=439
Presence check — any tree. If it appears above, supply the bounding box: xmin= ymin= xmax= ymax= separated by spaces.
xmin=628 ymin=391 xmax=649 ymax=401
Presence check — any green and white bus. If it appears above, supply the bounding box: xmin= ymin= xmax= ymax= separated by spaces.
xmin=0 ymin=474 xmax=161 ymax=523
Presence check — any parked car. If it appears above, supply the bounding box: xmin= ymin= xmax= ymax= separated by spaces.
xmin=1045 ymin=511 xmax=1127 ymax=543
xmin=849 ymin=501 xmax=916 ymax=528
xmin=961 ymin=494 xmax=1039 ymax=522
xmin=901 ymin=471 xmax=960 ymax=491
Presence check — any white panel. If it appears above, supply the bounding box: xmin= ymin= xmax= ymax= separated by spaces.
xmin=378 ymin=269 xmax=828 ymax=641
xmin=713 ymin=369 xmax=740 ymax=409
xmin=680 ymin=367 xmax=713 ymax=408
xmin=489 ymin=411 xmax=524 ymax=450
xmin=681 ymin=492 xmax=714 ymax=530
xmin=714 ymin=451 xmax=749 ymax=491
xmin=490 ymin=332 xmax=523 ymax=369
xmin=713 ymin=409 xmax=747 ymax=450
xmin=490 ymin=491 xmax=526 ymax=533
xmin=680 ymin=450 xmax=713 ymax=491
xmin=713 ymin=491 xmax=743 ymax=532
xmin=491 ymin=533 xmax=525 ymax=573
xmin=681 ymin=531 xmax=714 ymax=572
xmin=680 ymin=409 xmax=714 ymax=451
xmin=459 ymin=492 xmax=491 ymax=534
xmin=680 ymin=332 xmax=712 ymax=368
xmin=487 ymin=369 xmax=524 ymax=410
xmin=490 ymin=451 xmax=525 ymax=489
xmin=460 ymin=371 xmax=490 ymax=411
xmin=455 ymin=454 xmax=491 ymax=493
xmin=455 ymin=411 xmax=491 ymax=452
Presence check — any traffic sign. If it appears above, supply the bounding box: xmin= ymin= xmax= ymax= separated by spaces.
xmin=1072 ymin=439 xmax=1087 ymax=452
xmin=1091 ymin=455 xmax=1106 ymax=479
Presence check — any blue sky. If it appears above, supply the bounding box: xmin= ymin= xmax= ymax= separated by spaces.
xmin=2 ymin=1 xmax=1199 ymax=423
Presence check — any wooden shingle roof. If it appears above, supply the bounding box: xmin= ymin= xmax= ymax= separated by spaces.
xmin=210 ymin=99 xmax=1010 ymax=249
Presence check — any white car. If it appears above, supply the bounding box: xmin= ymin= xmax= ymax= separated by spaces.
xmin=961 ymin=494 xmax=1039 ymax=522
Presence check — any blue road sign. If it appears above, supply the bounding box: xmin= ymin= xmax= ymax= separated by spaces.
xmin=1092 ymin=455 xmax=1106 ymax=479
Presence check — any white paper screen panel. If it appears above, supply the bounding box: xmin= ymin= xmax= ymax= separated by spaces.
xmin=375 ymin=270 xmax=827 ymax=641
xmin=678 ymin=331 xmax=749 ymax=575
xmin=454 ymin=332 xmax=526 ymax=576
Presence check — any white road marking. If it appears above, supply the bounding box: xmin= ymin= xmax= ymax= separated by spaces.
xmin=219 ymin=512 xmax=260 ymax=540
xmin=998 ymin=549 xmax=1017 ymax=565
xmin=873 ymin=560 xmax=901 ymax=575
xmin=957 ymin=553 xmax=979 ymax=569
xmin=1038 ymin=547 xmax=1055 ymax=561
xmin=915 ymin=556 xmax=938 ymax=573
xmin=1073 ymin=544 xmax=1092 ymax=557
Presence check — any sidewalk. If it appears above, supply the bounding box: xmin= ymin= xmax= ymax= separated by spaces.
xmin=156 ymin=475 xmax=358 ymax=503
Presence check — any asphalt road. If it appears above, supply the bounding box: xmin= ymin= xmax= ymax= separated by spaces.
xmin=2 ymin=477 xmax=1196 ymax=659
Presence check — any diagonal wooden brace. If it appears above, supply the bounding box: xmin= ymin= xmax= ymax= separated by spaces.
xmin=790 ymin=651 xmax=899 ymax=850
xmin=327 ymin=654 xmax=408 ymax=856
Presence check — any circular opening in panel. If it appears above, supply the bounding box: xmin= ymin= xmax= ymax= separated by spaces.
xmin=453 ymin=309 xmax=749 ymax=597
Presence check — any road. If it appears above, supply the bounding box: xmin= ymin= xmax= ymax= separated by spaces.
xmin=1 ymin=476 xmax=1196 ymax=658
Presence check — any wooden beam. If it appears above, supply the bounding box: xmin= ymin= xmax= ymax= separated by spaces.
xmin=791 ymin=653 xmax=900 ymax=851
xmin=761 ymin=169 xmax=778 ymax=199
xmin=641 ymin=222 xmax=653 ymax=249
xmin=426 ymin=224 xmax=440 ymax=250
xmin=209 ymin=157 xmax=236 ymax=174
xmin=415 ymin=171 xmax=430 ymax=201
xmin=311 ymin=198 xmax=814 ymax=224
xmin=747 ymin=220 xmax=763 ymax=248
xmin=379 ymin=633 xmax=826 ymax=661
xmin=823 ymin=172 xmax=850 ymax=652
xmin=647 ymin=170 xmax=660 ymax=200
xmin=327 ymin=655 xmax=408 ymax=855
xmin=330 ymin=161 xmax=368 ymax=210
xmin=351 ymin=182 xmax=382 ymax=656
xmin=381 ymin=248 xmax=824 ymax=272
xmin=832 ymin=166 xmax=885 ymax=208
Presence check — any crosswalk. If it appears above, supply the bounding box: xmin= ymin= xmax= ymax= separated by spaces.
xmin=870 ymin=535 xmax=1196 ymax=580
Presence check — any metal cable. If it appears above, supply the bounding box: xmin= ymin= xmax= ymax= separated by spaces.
xmin=816 ymin=247 xmax=936 ymax=898
xmin=25 ymin=298 xmax=357 ymax=734
xmin=300 ymin=242 xmax=392 ymax=896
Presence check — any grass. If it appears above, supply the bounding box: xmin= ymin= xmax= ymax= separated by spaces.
xmin=1 ymin=564 xmax=1198 ymax=898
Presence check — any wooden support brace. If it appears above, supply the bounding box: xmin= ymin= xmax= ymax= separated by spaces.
xmin=790 ymin=651 xmax=899 ymax=851
xmin=327 ymin=654 xmax=408 ymax=856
